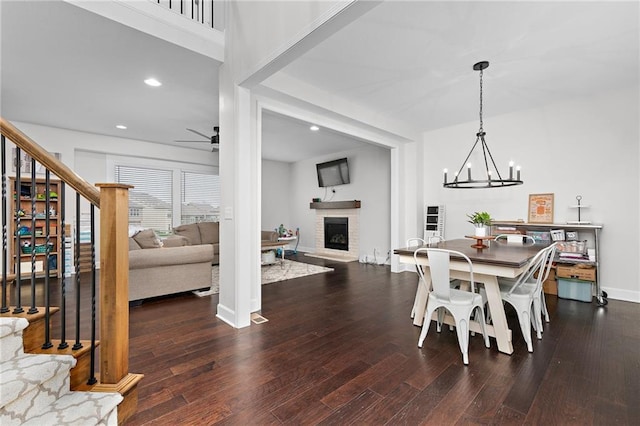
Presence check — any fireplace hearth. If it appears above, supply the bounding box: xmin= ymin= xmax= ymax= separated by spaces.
xmin=324 ymin=217 xmax=349 ymax=251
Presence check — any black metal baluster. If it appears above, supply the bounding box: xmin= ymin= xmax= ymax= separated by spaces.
xmin=191 ymin=0 xmax=194 ymax=19
xmin=72 ymin=193 xmax=82 ymax=351
xmin=88 ymin=203 xmax=97 ymax=385
xmin=28 ymin=159 xmax=38 ymax=314
xmin=210 ymin=0 xmax=213 ymax=28
xmin=58 ymin=182 xmax=68 ymax=350
xmin=181 ymin=0 xmax=183 ymax=15
xmin=42 ymin=171 xmax=52 ymax=349
xmin=1 ymin=136 xmax=8 ymax=313
xmin=13 ymin=148 xmax=23 ymax=314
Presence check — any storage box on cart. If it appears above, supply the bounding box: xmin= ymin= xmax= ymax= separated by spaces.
xmin=557 ymin=278 xmax=593 ymax=302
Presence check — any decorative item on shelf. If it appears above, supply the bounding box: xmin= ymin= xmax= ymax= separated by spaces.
xmin=443 ymin=61 xmax=523 ymax=189
xmin=550 ymin=229 xmax=565 ymax=241
xmin=18 ymin=226 xmax=31 ymax=236
xmin=15 ymin=208 xmax=25 ymax=218
xmin=467 ymin=211 xmax=492 ymax=237
xmin=528 ymin=193 xmax=554 ymax=223
xmin=568 ymin=195 xmax=591 ymax=224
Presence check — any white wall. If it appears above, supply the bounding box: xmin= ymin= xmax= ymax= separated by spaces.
xmin=264 ymin=144 xmax=391 ymax=262
xmin=261 ymin=159 xmax=292 ymax=233
xmin=421 ymin=88 xmax=639 ymax=302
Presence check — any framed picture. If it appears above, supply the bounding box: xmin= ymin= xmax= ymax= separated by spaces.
xmin=528 ymin=193 xmax=554 ymax=223
xmin=12 ymin=149 xmax=61 ymax=174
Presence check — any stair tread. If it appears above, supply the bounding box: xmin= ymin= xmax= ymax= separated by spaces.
xmin=0 ymin=306 xmax=60 ymax=320
xmin=3 ymin=389 xmax=122 ymax=426
xmin=0 ymin=353 xmax=76 ymax=408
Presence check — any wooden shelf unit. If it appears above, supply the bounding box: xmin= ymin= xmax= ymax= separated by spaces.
xmin=10 ymin=177 xmax=62 ymax=279
xmin=491 ymin=221 xmax=605 ymax=305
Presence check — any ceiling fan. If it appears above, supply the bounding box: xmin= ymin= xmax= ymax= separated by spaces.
xmin=174 ymin=126 xmax=220 ymax=150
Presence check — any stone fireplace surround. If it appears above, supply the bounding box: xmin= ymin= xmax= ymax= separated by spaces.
xmin=306 ymin=201 xmax=360 ymax=262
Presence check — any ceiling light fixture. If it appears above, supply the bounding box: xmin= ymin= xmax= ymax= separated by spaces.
xmin=144 ymin=77 xmax=162 ymax=87
xmin=443 ymin=61 xmax=523 ymax=189
xmin=310 ymin=125 xmax=320 ymax=131
xmin=115 ymin=124 xmax=127 ymax=130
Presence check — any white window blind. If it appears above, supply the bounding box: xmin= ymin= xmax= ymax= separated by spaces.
xmin=181 ymin=171 xmax=220 ymax=224
xmin=115 ymin=165 xmax=173 ymax=234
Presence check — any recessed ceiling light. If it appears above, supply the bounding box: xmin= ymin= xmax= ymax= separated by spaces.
xmin=115 ymin=124 xmax=127 ymax=130
xmin=310 ymin=125 xmax=320 ymax=131
xmin=144 ymin=78 xmax=162 ymax=87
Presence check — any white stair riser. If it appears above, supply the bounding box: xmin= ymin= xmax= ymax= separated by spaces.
xmin=0 ymin=318 xmax=29 ymax=362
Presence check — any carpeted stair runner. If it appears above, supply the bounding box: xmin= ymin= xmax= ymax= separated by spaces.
xmin=0 ymin=317 xmax=122 ymax=425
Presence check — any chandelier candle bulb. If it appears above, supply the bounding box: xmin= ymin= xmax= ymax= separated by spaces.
xmin=509 ymin=161 xmax=514 ymax=180
xmin=443 ymin=169 xmax=448 ymax=183
xmin=467 ymin=163 xmax=472 ymax=181
xmin=517 ymin=166 xmax=521 ymax=181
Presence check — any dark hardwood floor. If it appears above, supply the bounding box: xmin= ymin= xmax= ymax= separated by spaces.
xmin=120 ymin=253 xmax=639 ymax=425
xmin=8 ymin=253 xmax=636 ymax=424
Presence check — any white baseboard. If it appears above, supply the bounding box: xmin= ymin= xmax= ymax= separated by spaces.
xmin=600 ymin=286 xmax=640 ymax=303
xmin=215 ymin=303 xmax=237 ymax=327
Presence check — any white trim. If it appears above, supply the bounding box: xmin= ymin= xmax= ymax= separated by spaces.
xmin=601 ymin=286 xmax=640 ymax=303
xmin=215 ymin=303 xmax=236 ymax=327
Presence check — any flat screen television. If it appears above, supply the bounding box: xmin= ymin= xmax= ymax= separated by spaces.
xmin=316 ymin=157 xmax=350 ymax=187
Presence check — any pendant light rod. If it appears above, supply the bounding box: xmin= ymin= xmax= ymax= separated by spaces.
xmin=443 ymin=61 xmax=523 ymax=189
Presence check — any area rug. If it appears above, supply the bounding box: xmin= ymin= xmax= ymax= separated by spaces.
xmin=206 ymin=260 xmax=333 ymax=295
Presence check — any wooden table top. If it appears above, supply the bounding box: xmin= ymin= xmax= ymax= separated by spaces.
xmin=394 ymin=238 xmax=545 ymax=268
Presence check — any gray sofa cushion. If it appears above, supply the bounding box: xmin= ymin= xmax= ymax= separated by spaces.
xmin=261 ymin=230 xmax=278 ymax=242
xmin=129 ymin=237 xmax=142 ymax=251
xmin=133 ymin=229 xmax=162 ymax=248
xmin=198 ymin=222 xmax=219 ymax=245
xmin=162 ymin=235 xmax=190 ymax=247
xmin=173 ymin=223 xmax=202 ymax=245
xmin=129 ymin=244 xmax=214 ymax=269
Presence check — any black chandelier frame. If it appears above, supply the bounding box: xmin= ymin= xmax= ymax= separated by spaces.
xmin=443 ymin=61 xmax=523 ymax=189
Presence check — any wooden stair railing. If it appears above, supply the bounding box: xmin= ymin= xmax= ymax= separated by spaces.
xmin=0 ymin=117 xmax=143 ymax=423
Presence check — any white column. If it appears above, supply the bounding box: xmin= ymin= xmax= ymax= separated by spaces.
xmin=216 ymin=63 xmax=256 ymax=328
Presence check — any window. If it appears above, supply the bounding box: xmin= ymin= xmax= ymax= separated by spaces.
xmin=181 ymin=171 xmax=220 ymax=224
xmin=115 ymin=166 xmax=173 ymax=235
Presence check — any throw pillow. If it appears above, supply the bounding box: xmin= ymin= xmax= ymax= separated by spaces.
xmin=132 ymin=229 xmax=162 ymax=249
xmin=129 ymin=237 xmax=142 ymax=251
xmin=198 ymin=222 xmax=219 ymax=245
xmin=173 ymin=224 xmax=202 ymax=245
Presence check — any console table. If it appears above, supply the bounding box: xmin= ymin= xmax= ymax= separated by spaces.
xmin=491 ymin=221 xmax=606 ymax=305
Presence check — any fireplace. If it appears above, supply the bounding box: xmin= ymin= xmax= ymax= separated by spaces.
xmin=324 ymin=217 xmax=349 ymax=251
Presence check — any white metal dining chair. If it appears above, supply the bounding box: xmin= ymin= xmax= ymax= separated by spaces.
xmin=414 ymin=248 xmax=490 ymax=365
xmin=407 ymin=238 xmax=427 ymax=319
xmin=407 ymin=236 xmax=450 ymax=320
xmin=497 ymin=243 xmax=556 ymax=352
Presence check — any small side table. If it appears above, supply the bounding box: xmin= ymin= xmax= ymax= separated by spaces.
xmin=278 ymin=236 xmax=297 ymax=254
xmin=464 ymin=235 xmax=494 ymax=249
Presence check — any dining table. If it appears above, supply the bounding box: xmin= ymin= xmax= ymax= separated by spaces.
xmin=394 ymin=238 xmax=545 ymax=355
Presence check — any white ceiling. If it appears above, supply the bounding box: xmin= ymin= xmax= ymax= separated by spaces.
xmin=1 ymin=1 xmax=638 ymax=162
xmin=277 ymin=1 xmax=639 ymax=135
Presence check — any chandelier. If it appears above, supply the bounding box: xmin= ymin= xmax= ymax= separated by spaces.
xmin=443 ymin=61 xmax=523 ymax=189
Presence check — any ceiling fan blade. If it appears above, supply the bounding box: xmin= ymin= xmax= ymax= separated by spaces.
xmin=186 ymin=128 xmax=211 ymax=139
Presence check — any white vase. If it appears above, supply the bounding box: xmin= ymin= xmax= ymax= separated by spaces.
xmin=474 ymin=226 xmax=487 ymax=237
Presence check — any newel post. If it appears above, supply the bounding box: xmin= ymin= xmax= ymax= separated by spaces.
xmin=94 ymin=184 xmax=143 ymax=423
xmin=96 ymin=183 xmax=132 ymax=384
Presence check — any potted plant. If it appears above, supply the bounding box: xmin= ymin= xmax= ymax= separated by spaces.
xmin=467 ymin=211 xmax=493 ymax=237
